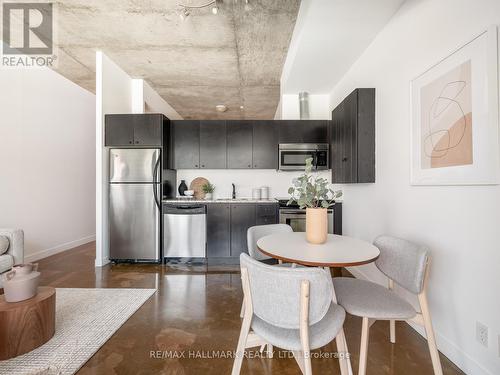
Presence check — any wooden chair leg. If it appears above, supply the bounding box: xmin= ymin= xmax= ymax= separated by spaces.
xmin=292 ymin=350 xmax=306 ymax=374
xmin=231 ymin=313 xmax=251 ymax=375
xmin=335 ymin=328 xmax=350 ymax=375
xmin=390 ymin=320 xmax=396 ymax=343
xmin=239 ymin=296 xmax=245 ymax=318
xmin=267 ymin=343 xmax=274 ymax=358
xmin=418 ymin=292 xmax=443 ymax=375
xmin=358 ymin=317 xmax=370 ymax=375
xmin=232 ymin=268 xmax=252 ymax=375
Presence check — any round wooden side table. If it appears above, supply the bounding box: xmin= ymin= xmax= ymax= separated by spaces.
xmin=0 ymin=286 xmax=56 ymax=360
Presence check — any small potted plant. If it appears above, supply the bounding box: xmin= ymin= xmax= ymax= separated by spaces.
xmin=202 ymin=182 xmax=215 ymax=200
xmin=288 ymin=158 xmax=342 ymax=244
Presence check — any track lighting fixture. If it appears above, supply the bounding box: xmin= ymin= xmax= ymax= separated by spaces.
xmin=178 ymin=0 xmax=225 ymax=20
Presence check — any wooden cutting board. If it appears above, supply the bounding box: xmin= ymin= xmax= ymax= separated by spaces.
xmin=190 ymin=177 xmax=209 ymax=199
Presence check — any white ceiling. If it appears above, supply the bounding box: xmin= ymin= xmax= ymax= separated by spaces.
xmin=281 ymin=0 xmax=405 ymax=94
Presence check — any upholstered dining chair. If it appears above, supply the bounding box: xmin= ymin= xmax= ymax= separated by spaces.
xmin=241 ymin=224 xmax=295 ymax=319
xmin=332 ymin=235 xmax=443 ymax=375
xmin=247 ymin=224 xmax=293 ymax=262
xmin=232 ymin=253 xmax=351 ymax=375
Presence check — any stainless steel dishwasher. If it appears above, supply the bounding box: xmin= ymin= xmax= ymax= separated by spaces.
xmin=163 ymin=205 xmax=207 ymax=258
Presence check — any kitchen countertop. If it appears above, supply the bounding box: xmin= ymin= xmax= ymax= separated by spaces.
xmin=162 ymin=198 xmax=278 ymax=204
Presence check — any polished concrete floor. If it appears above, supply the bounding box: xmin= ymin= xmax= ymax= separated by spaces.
xmin=37 ymin=242 xmax=464 ymax=375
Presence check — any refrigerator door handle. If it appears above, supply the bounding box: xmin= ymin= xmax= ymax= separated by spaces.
xmin=152 ymin=154 xmax=161 ymax=210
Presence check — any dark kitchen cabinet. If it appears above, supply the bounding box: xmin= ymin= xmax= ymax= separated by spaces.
xmin=105 ymin=115 xmax=134 ymax=146
xmin=206 ymin=204 xmax=231 ymax=258
xmin=278 ymin=120 xmax=329 ymax=144
xmin=105 ymin=114 xmax=164 ymax=147
xmin=172 ymin=120 xmax=200 ymax=169
xmin=331 ymin=88 xmax=375 ymax=183
xmin=133 ymin=115 xmax=162 ymax=146
xmin=256 ymin=204 xmax=278 ymax=225
xmin=227 ymin=120 xmax=253 ymax=169
xmin=253 ymin=121 xmax=278 ymax=169
xmin=200 ymin=120 xmax=227 ymax=169
xmin=230 ymin=204 xmax=256 ymax=257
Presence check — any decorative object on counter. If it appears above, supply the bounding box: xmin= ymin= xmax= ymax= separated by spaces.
xmin=287 ymin=158 xmax=342 ymax=244
xmin=260 ymin=186 xmax=269 ymax=199
xmin=190 ymin=177 xmax=210 ymax=199
xmin=178 ymin=180 xmax=188 ymax=196
xmin=1 ymin=263 xmax=40 ymax=302
xmin=252 ymin=188 xmax=261 ymax=200
xmin=202 ymin=182 xmax=215 ymax=200
xmin=184 ymin=190 xmax=195 ymax=196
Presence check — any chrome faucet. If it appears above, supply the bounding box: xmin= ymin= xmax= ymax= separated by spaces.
xmin=232 ymin=183 xmax=236 ymax=199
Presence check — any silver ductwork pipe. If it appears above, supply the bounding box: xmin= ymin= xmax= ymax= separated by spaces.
xmin=299 ymin=92 xmax=310 ymax=120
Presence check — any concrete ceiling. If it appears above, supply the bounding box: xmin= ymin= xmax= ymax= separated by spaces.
xmin=52 ymin=0 xmax=301 ymax=119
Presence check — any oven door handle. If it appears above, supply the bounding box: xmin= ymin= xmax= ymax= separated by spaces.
xmin=280 ymin=210 xmax=306 ymax=215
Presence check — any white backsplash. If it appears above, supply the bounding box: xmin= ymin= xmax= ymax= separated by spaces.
xmin=176 ymin=169 xmax=332 ymax=199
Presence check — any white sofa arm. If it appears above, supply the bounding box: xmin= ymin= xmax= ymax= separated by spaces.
xmin=0 ymin=229 xmax=24 ymax=265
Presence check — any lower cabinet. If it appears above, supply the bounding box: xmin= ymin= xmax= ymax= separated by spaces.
xmin=206 ymin=203 xmax=278 ymax=262
xmin=206 ymin=204 xmax=231 ymax=258
xmin=230 ymin=204 xmax=256 ymax=257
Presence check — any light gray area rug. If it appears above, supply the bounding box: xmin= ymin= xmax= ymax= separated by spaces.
xmin=0 ymin=288 xmax=156 ymax=375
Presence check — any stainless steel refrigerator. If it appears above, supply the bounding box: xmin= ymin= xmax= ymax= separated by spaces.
xmin=109 ymin=148 xmax=161 ymax=262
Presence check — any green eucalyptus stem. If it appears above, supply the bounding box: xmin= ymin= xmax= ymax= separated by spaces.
xmin=287 ymin=158 xmax=342 ymax=209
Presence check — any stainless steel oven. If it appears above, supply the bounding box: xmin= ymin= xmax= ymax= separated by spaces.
xmin=279 ymin=207 xmax=334 ymax=233
xmin=278 ymin=143 xmax=329 ymax=171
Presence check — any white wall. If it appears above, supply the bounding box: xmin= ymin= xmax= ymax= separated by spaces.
xmin=280 ymin=94 xmax=330 ymax=120
xmin=280 ymin=0 xmax=404 ymax=94
xmin=0 ymin=68 xmax=95 ymax=261
xmin=326 ymin=1 xmax=500 ymax=374
xmin=176 ymin=169 xmax=331 ymax=199
xmin=95 ymin=52 xmax=134 ymax=267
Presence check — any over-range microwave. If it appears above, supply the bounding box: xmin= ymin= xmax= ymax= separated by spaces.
xmin=278 ymin=143 xmax=329 ymax=171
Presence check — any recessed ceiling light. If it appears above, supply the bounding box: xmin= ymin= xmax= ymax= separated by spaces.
xmin=240 ymin=105 xmax=244 ymax=110
xmin=216 ymin=104 xmax=227 ymax=112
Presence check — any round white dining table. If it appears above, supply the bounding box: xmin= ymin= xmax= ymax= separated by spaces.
xmin=256 ymin=232 xmax=380 ymax=268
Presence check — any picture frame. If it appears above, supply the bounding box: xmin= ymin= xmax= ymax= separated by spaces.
xmin=410 ymin=26 xmax=499 ymax=185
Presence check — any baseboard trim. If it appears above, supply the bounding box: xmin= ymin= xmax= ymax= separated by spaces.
xmin=346 ymin=267 xmax=494 ymax=375
xmin=95 ymin=256 xmax=110 ymax=267
xmin=24 ymin=235 xmax=96 ymax=263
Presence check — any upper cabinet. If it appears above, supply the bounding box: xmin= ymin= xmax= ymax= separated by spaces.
xmin=170 ymin=120 xmax=330 ymax=170
xmin=278 ymin=120 xmax=329 ymax=143
xmin=331 ymin=88 xmax=375 ymax=183
xmin=227 ymin=120 xmax=253 ymax=169
xmin=200 ymin=120 xmax=227 ymax=169
xmin=172 ymin=120 xmax=200 ymax=169
xmin=105 ymin=114 xmax=165 ymax=147
xmin=253 ymin=121 xmax=278 ymax=169
xmin=226 ymin=120 xmax=278 ymax=169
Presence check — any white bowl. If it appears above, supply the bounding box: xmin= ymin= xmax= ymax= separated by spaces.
xmin=184 ymin=190 xmax=194 ymax=196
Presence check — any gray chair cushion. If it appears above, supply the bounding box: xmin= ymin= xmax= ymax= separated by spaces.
xmin=252 ymin=302 xmax=346 ymax=351
xmin=374 ymin=235 xmax=428 ymax=294
xmin=241 ymin=253 xmax=334 ymax=329
xmin=0 ymin=254 xmax=14 ymax=274
xmin=247 ymin=224 xmax=293 ymax=261
xmin=0 ymin=236 xmax=9 ymax=255
xmin=333 ymin=277 xmax=416 ymax=320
